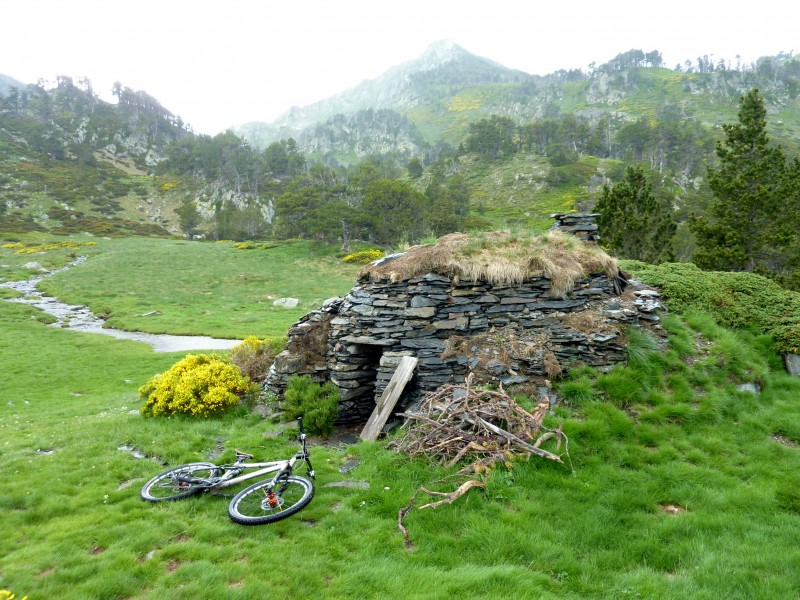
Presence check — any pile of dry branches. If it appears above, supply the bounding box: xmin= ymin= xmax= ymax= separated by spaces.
xmin=394 ymin=375 xmax=567 ymax=475
xmin=393 ymin=375 xmax=570 ymax=550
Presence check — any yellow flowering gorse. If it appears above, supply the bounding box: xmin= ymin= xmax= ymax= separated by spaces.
xmin=5 ymin=241 xmax=96 ymax=254
xmin=343 ymin=249 xmax=385 ymax=264
xmin=139 ymin=354 xmax=251 ymax=417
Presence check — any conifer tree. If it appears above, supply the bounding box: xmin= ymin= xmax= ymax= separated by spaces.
xmin=596 ymin=165 xmax=676 ymax=263
xmin=690 ymin=88 xmax=799 ymax=284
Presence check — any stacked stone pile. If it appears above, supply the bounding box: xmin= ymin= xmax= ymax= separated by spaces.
xmin=550 ymin=212 xmax=601 ymax=242
xmin=266 ymin=269 xmax=663 ymax=425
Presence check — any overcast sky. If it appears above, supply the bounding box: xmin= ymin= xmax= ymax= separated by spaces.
xmin=3 ymin=0 xmax=798 ymax=135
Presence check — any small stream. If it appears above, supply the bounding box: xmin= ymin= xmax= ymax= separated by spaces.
xmin=1 ymin=257 xmax=241 ymax=353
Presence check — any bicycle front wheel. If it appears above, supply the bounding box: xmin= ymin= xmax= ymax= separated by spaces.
xmin=228 ymin=475 xmax=314 ymax=525
xmin=140 ymin=462 xmax=219 ymax=502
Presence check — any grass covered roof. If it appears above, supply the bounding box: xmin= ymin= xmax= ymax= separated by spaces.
xmin=359 ymin=230 xmax=619 ymax=296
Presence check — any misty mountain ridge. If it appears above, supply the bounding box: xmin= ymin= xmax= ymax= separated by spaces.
xmin=234 ymin=41 xmax=800 ymax=165
xmin=1 ymin=41 xmax=799 ymax=240
xmin=233 ymin=40 xmax=535 ymax=156
xmin=273 ymin=40 xmax=528 ymax=126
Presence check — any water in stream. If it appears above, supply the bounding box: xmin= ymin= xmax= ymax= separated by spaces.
xmin=0 ymin=257 xmax=241 ymax=352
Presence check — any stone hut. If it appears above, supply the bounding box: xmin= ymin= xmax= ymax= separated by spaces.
xmin=266 ymin=224 xmax=661 ymax=425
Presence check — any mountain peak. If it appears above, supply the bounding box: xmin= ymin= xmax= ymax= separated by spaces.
xmin=418 ymin=40 xmax=471 ymax=69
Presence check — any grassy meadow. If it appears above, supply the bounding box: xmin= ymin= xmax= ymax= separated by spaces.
xmin=2 ymin=236 xmax=800 ymax=599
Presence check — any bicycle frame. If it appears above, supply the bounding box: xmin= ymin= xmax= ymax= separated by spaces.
xmin=208 ymin=458 xmax=292 ymax=491
xmin=186 ymin=424 xmax=314 ymax=492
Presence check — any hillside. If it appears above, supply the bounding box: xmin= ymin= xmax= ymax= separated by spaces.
xmin=234 ymin=41 xmax=534 ymax=151
xmin=2 ymin=45 xmax=800 ymax=246
xmin=234 ymin=43 xmax=800 ymax=165
xmin=0 ymin=77 xmax=192 ymax=236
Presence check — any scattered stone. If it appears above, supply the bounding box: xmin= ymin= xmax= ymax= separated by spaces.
xmin=786 ymin=353 xmax=800 ymax=377
xmin=251 ymin=405 xmax=274 ymax=419
xmin=36 ymin=448 xmax=55 ymax=455
xmin=117 ymin=480 xmax=135 ymax=491
xmin=323 ymin=481 xmax=370 ymax=489
xmin=22 ymin=261 xmax=46 ymax=272
xmin=736 ymin=383 xmax=761 ymax=394
xmin=141 ymin=310 xmax=162 ymax=317
xmin=773 ymin=434 xmax=800 ymax=448
xmin=484 ymin=359 xmax=508 ymax=376
xmin=118 ymin=445 xmax=148 ymax=459
xmin=339 ymin=459 xmax=361 ymax=474
xmin=273 ymin=297 xmax=299 ymax=308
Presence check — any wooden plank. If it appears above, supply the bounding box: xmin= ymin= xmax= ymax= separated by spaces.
xmin=360 ymin=356 xmax=418 ymax=441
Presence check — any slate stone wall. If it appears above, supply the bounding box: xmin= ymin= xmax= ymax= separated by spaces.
xmin=266 ymin=268 xmax=662 ymax=426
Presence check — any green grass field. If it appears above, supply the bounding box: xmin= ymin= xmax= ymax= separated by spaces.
xmin=2 ymin=236 xmax=362 ymax=340
xmin=2 ymin=236 xmax=800 ymax=599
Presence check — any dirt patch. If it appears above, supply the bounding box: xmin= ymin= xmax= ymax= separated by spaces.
xmin=659 ymin=504 xmax=687 ymax=515
xmin=300 ymin=519 xmax=318 ymax=527
xmin=90 ymin=544 xmax=106 ymax=555
xmin=684 ymin=332 xmax=714 ymax=366
xmin=166 ymin=559 xmax=181 ymax=573
xmin=773 ymin=434 xmax=800 ymax=448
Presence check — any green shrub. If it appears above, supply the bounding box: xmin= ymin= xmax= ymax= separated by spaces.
xmin=342 ymin=249 xmax=385 ymax=264
xmin=622 ymin=261 xmax=800 ymax=354
xmin=139 ymin=354 xmax=252 ymax=417
xmin=229 ymin=335 xmax=285 ymax=381
xmin=283 ymin=375 xmax=339 ymax=435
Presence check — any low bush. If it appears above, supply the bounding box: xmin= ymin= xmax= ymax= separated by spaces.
xmin=283 ymin=374 xmax=339 ymax=435
xmin=139 ymin=354 xmax=252 ymax=417
xmin=623 ymin=260 xmax=800 ymax=354
xmin=342 ymin=248 xmax=385 ymax=264
xmin=229 ymin=335 xmax=285 ymax=381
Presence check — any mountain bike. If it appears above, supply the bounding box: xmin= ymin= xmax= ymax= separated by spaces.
xmin=140 ymin=418 xmax=316 ymax=525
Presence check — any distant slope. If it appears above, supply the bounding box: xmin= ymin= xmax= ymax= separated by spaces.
xmin=0 ymin=77 xmax=191 ymax=235
xmin=0 ymin=74 xmax=25 ymax=96
xmin=235 ymin=44 xmax=800 ymax=165
xmin=235 ymin=40 xmax=537 ymax=158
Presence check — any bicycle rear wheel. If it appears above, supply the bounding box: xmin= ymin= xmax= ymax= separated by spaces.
xmin=140 ymin=462 xmax=219 ymax=502
xmin=228 ymin=475 xmax=314 ymax=525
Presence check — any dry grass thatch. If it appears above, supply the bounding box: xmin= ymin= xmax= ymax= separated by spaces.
xmin=358 ymin=230 xmax=618 ymax=296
